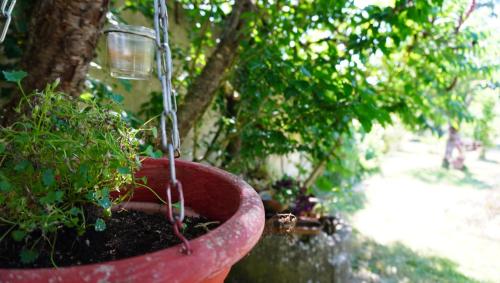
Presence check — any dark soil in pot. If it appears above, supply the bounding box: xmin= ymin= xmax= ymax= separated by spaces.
xmin=0 ymin=211 xmax=219 ymax=268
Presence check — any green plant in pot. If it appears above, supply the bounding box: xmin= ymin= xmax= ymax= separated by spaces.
xmin=0 ymin=73 xmax=265 ymax=283
xmin=0 ymin=73 xmax=142 ymax=265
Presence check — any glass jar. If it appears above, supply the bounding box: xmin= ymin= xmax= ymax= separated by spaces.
xmin=105 ymin=24 xmax=156 ymax=80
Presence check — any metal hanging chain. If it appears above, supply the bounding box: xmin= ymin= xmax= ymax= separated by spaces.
xmin=0 ymin=0 xmax=16 ymax=42
xmin=153 ymin=0 xmax=191 ymax=254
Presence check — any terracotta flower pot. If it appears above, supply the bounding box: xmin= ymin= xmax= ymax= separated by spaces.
xmin=0 ymin=158 xmax=265 ymax=283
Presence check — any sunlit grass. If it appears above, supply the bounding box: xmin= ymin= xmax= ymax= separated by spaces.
xmin=351 ymin=231 xmax=482 ymax=283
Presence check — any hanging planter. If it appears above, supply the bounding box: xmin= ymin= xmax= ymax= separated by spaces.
xmin=105 ymin=23 xmax=156 ymax=80
xmin=0 ymin=158 xmax=265 ymax=283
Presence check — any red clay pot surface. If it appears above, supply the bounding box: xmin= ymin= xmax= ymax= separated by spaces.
xmin=0 ymin=158 xmax=265 ymax=283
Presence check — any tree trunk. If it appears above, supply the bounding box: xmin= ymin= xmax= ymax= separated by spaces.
xmin=21 ymin=0 xmax=109 ymax=95
xmin=2 ymin=0 xmax=109 ymax=126
xmin=177 ymin=0 xmax=255 ymax=140
xmin=304 ymin=138 xmax=343 ymax=189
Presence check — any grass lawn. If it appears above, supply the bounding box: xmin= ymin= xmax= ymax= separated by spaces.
xmin=349 ymin=137 xmax=500 ymax=283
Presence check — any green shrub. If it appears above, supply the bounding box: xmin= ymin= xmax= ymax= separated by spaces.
xmin=473 ymin=98 xmax=496 ymax=159
xmin=0 ymin=80 xmax=141 ymax=262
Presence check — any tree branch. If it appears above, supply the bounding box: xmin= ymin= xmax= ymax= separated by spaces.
xmin=177 ymin=0 xmax=256 ymax=140
xmin=455 ymin=0 xmax=476 ymax=33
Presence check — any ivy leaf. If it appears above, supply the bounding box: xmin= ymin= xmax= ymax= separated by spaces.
xmin=20 ymin=249 xmax=39 ymax=264
xmin=3 ymin=70 xmax=27 ymax=83
xmin=42 ymin=169 xmax=56 ymax=187
xmin=95 ymin=218 xmax=106 ymax=232
xmin=117 ymin=167 xmax=130 ymax=175
xmin=12 ymin=230 xmax=26 ymax=242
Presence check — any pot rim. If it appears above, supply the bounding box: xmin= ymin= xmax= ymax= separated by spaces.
xmin=0 ymin=159 xmax=265 ymax=282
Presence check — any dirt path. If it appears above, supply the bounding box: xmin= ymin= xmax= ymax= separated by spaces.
xmin=352 ymin=139 xmax=500 ymax=283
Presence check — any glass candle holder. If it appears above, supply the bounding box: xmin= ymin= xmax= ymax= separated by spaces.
xmin=105 ymin=24 xmax=156 ymax=80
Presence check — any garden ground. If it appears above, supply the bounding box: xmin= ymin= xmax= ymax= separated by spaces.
xmin=350 ymin=137 xmax=500 ymax=283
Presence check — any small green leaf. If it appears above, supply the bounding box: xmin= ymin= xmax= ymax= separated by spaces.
xmin=0 ymin=180 xmax=12 ymax=192
xmin=145 ymin=145 xmax=155 ymax=157
xmin=300 ymin=66 xmax=311 ymax=78
xmin=80 ymin=92 xmax=94 ymax=101
xmin=145 ymin=145 xmax=162 ymax=158
xmin=40 ymin=190 xmax=64 ymax=204
xmin=51 ymin=78 xmax=61 ymax=89
xmin=153 ymin=150 xmax=163 ymax=158
xmin=42 ymin=169 xmax=55 ymax=187
xmin=95 ymin=218 xmax=106 ymax=232
xmin=151 ymin=127 xmax=158 ymax=139
xmin=117 ymin=167 xmax=130 ymax=175
xmin=54 ymin=190 xmax=64 ymax=202
xmin=110 ymin=93 xmax=124 ymax=103
xmin=119 ymin=79 xmax=133 ymax=92
xmin=98 ymin=197 xmax=112 ymax=209
xmin=3 ymin=70 xmax=27 ymax=83
xmin=20 ymin=249 xmax=39 ymax=264
xmin=14 ymin=160 xmax=31 ymax=172
xmin=172 ymin=202 xmax=181 ymax=210
xmin=86 ymin=191 xmax=97 ymax=201
xmin=0 ymin=143 xmax=5 ymax=154
xmin=12 ymin=230 xmax=26 ymax=242
xmin=69 ymin=207 xmax=81 ymax=216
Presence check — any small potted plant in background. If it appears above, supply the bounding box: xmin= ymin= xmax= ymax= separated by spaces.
xmin=260 ymin=175 xmax=342 ymax=237
xmin=0 ymin=72 xmax=264 ymax=282
xmin=260 ymin=175 xmax=300 ymax=214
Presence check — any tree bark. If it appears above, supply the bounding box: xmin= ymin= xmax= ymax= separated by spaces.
xmin=2 ymin=0 xmax=109 ymax=126
xmin=21 ymin=0 xmax=109 ymax=96
xmin=177 ymin=0 xmax=255 ymax=140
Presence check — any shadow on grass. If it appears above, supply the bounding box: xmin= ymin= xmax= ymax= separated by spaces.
xmin=351 ymin=232 xmax=480 ymax=283
xmin=410 ymin=168 xmax=492 ymax=190
xmin=479 ymin=157 xmax=499 ymax=164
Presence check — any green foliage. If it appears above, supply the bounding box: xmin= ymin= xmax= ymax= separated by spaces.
xmin=0 ymin=81 xmax=141 ymax=260
xmin=3 ymin=1 xmax=495 ymax=214
xmin=3 ymin=70 xmax=27 ymax=83
xmin=112 ymin=0 xmax=497 ymax=201
xmin=271 ymin=176 xmax=301 ymax=207
xmin=19 ymin=249 xmax=39 ymax=264
xmin=473 ymin=97 xmax=496 ymax=157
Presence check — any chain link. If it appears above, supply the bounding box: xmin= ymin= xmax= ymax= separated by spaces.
xmin=153 ymin=0 xmax=191 ymax=254
xmin=0 ymin=0 xmax=16 ymax=42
